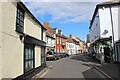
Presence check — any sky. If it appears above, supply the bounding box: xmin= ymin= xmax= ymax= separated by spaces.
xmin=21 ymin=0 xmax=111 ymax=41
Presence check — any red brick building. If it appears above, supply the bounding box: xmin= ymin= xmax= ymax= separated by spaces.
xmin=53 ymin=28 xmax=67 ymax=52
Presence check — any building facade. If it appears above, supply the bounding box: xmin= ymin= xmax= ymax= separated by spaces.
xmin=53 ymin=28 xmax=67 ymax=53
xmin=89 ymin=1 xmax=120 ymax=63
xmin=46 ymin=31 xmax=55 ymax=52
xmin=1 ymin=2 xmax=46 ymax=79
xmin=72 ymin=38 xmax=80 ymax=54
xmin=44 ymin=22 xmax=55 ymax=53
xmin=66 ymin=35 xmax=76 ymax=55
xmin=74 ymin=37 xmax=85 ymax=54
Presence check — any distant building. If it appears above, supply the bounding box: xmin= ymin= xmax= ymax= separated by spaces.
xmin=44 ymin=22 xmax=55 ymax=52
xmin=66 ymin=34 xmax=76 ymax=55
xmin=1 ymin=2 xmax=46 ymax=79
xmin=53 ymin=28 xmax=67 ymax=52
xmin=72 ymin=38 xmax=80 ymax=54
xmin=85 ymin=34 xmax=91 ymax=55
xmin=89 ymin=0 xmax=120 ymax=63
xmin=46 ymin=31 xmax=55 ymax=52
xmin=74 ymin=37 xmax=85 ymax=54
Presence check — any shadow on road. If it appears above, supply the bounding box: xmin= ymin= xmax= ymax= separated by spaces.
xmin=70 ymin=54 xmax=119 ymax=80
xmin=70 ymin=54 xmax=88 ymax=62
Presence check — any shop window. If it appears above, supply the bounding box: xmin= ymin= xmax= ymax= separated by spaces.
xmin=24 ymin=44 xmax=34 ymax=73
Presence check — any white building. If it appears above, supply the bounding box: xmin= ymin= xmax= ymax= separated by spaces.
xmin=46 ymin=31 xmax=55 ymax=52
xmin=89 ymin=1 xmax=120 ymax=63
xmin=66 ymin=35 xmax=76 ymax=55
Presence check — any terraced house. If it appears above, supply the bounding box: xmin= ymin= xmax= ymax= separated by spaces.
xmin=1 ymin=2 xmax=46 ymax=79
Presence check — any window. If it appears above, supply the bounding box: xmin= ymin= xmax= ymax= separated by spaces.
xmin=16 ymin=4 xmax=24 ymax=33
xmin=57 ymin=37 xmax=59 ymax=44
xmin=24 ymin=44 xmax=34 ymax=73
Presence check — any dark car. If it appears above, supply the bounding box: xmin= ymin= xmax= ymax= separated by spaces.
xmin=46 ymin=51 xmax=57 ymax=60
xmin=53 ymin=52 xmax=60 ymax=60
xmin=57 ymin=52 xmax=63 ymax=59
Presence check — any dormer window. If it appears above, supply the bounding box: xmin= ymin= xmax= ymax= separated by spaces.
xmin=16 ymin=4 xmax=24 ymax=33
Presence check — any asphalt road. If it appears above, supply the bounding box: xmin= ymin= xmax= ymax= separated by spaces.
xmin=40 ymin=54 xmax=107 ymax=79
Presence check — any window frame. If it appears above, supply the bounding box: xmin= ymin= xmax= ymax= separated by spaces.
xmin=16 ymin=4 xmax=24 ymax=33
xmin=24 ymin=44 xmax=35 ymax=73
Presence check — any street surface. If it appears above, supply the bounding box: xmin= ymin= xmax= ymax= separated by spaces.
xmin=40 ymin=54 xmax=107 ymax=79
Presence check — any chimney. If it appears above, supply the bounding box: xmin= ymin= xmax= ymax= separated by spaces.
xmin=44 ymin=22 xmax=49 ymax=27
xmin=69 ymin=34 xmax=72 ymax=38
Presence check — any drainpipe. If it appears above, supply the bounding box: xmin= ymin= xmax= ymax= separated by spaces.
xmin=109 ymin=4 xmax=117 ymax=62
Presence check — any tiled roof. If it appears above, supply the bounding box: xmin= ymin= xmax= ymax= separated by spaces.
xmin=44 ymin=22 xmax=54 ymax=37
xmin=46 ymin=31 xmax=55 ymax=39
xmin=56 ymin=34 xmax=67 ymax=39
xmin=66 ymin=37 xmax=74 ymax=43
xmin=72 ymin=38 xmax=79 ymax=45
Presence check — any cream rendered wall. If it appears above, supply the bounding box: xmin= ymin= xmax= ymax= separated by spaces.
xmin=24 ymin=13 xmax=41 ymax=40
xmin=2 ymin=2 xmax=24 ymax=78
xmin=35 ymin=46 xmax=41 ymax=68
xmin=0 ymin=1 xmax=2 ymax=80
xmin=43 ymin=30 xmax=46 ymax=42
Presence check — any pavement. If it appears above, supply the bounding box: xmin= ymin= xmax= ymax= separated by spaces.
xmin=85 ymin=55 xmax=119 ymax=80
xmin=33 ymin=54 xmax=119 ymax=80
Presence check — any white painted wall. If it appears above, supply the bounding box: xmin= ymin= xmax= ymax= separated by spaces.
xmin=119 ymin=6 xmax=120 ymax=40
xmin=90 ymin=12 xmax=100 ymax=43
xmin=66 ymin=42 xmax=76 ymax=55
xmin=111 ymin=6 xmax=119 ymax=42
xmin=90 ymin=6 xmax=118 ymax=43
xmin=99 ymin=8 xmax=112 ymax=38
xmin=0 ymin=2 xmax=2 ymax=80
xmin=46 ymin=36 xmax=55 ymax=48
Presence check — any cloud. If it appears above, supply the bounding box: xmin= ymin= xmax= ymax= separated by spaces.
xmin=23 ymin=0 xmax=111 ymax=23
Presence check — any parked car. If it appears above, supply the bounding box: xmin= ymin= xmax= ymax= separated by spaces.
xmin=53 ymin=52 xmax=60 ymax=60
xmin=57 ymin=52 xmax=64 ymax=59
xmin=46 ymin=51 xmax=57 ymax=60
xmin=63 ymin=52 xmax=69 ymax=57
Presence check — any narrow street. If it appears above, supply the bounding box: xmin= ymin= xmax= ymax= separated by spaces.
xmin=40 ymin=54 xmax=106 ymax=79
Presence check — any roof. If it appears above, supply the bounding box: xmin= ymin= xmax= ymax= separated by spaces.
xmin=18 ymin=2 xmax=47 ymax=30
xmin=56 ymin=34 xmax=67 ymax=39
xmin=75 ymin=37 xmax=83 ymax=42
xmin=44 ymin=22 xmax=55 ymax=37
xmin=72 ymin=39 xmax=79 ymax=45
xmin=46 ymin=31 xmax=55 ymax=39
xmin=66 ymin=37 xmax=74 ymax=43
xmin=89 ymin=0 xmax=120 ymax=29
